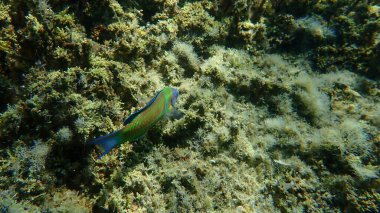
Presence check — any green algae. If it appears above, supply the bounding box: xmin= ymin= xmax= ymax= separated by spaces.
xmin=0 ymin=0 xmax=379 ymax=212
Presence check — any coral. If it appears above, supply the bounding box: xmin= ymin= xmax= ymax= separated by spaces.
xmin=0 ymin=189 xmax=40 ymax=213
xmin=237 ymin=19 xmax=267 ymax=51
xmin=172 ymin=41 xmax=200 ymax=76
xmin=294 ymin=15 xmax=336 ymax=40
xmin=56 ymin=127 xmax=73 ymax=142
xmin=0 ymin=139 xmax=51 ymax=206
xmin=294 ymin=73 xmax=331 ymax=125
xmin=43 ymin=188 xmax=92 ymax=213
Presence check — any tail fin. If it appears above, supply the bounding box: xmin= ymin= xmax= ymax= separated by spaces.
xmin=90 ymin=130 xmax=122 ymax=159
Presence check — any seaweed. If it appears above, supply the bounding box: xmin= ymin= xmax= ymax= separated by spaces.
xmin=0 ymin=0 xmax=379 ymax=212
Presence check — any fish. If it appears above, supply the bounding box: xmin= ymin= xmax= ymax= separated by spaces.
xmin=91 ymin=87 xmax=181 ymax=159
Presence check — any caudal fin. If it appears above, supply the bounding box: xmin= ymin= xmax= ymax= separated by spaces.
xmin=90 ymin=130 xmax=121 ymax=159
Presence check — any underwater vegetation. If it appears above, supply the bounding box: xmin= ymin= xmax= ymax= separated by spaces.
xmin=0 ymin=0 xmax=379 ymax=212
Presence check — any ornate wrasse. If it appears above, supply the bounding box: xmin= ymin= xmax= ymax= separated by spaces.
xmin=91 ymin=87 xmax=180 ymax=159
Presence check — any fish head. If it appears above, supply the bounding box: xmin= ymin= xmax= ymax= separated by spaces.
xmin=170 ymin=87 xmax=179 ymax=106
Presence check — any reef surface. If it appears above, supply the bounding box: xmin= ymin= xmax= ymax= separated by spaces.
xmin=0 ymin=0 xmax=379 ymax=212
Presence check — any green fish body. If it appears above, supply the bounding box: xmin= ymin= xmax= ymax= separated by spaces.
xmin=91 ymin=87 xmax=180 ymax=158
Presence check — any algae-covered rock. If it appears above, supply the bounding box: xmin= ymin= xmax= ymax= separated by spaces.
xmin=0 ymin=0 xmax=379 ymax=212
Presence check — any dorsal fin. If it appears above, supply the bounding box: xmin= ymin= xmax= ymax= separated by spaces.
xmin=124 ymin=90 xmax=162 ymax=125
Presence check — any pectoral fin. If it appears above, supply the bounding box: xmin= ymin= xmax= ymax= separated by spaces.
xmin=167 ymin=108 xmax=184 ymax=119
